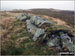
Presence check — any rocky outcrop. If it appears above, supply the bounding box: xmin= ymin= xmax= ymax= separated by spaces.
xmin=16 ymin=13 xmax=75 ymax=52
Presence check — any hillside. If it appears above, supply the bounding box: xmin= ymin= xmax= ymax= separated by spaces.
xmin=0 ymin=11 xmax=75 ymax=55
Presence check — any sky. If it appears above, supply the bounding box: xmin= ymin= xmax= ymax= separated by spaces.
xmin=1 ymin=1 xmax=75 ymax=11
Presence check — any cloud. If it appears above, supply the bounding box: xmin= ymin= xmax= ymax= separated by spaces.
xmin=1 ymin=1 xmax=74 ymax=11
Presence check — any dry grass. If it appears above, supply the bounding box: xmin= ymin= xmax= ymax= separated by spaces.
xmin=0 ymin=11 xmax=74 ymax=55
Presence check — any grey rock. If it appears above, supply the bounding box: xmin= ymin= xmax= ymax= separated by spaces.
xmin=30 ymin=16 xmax=53 ymax=27
xmin=33 ymin=28 xmax=45 ymax=41
xmin=26 ymin=20 xmax=37 ymax=34
xmin=26 ymin=20 xmax=45 ymax=41
xmin=47 ymin=31 xmax=75 ymax=51
xmin=16 ymin=13 xmax=75 ymax=52
xmin=16 ymin=13 xmax=30 ymax=21
xmin=60 ymin=33 xmax=75 ymax=51
xmin=47 ymin=37 xmax=59 ymax=47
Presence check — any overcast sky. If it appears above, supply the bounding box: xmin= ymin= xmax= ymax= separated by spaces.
xmin=1 ymin=1 xmax=74 ymax=11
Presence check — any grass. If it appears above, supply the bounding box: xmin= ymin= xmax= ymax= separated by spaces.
xmin=1 ymin=12 xmax=74 ymax=55
xmin=0 ymin=18 xmax=68 ymax=55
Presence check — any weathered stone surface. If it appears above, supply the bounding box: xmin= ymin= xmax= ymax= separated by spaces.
xmin=26 ymin=20 xmax=37 ymax=34
xmin=47 ymin=37 xmax=59 ymax=47
xmin=30 ymin=16 xmax=53 ymax=27
xmin=47 ymin=31 xmax=75 ymax=52
xmin=16 ymin=13 xmax=30 ymax=21
xmin=17 ymin=13 xmax=75 ymax=52
xmin=33 ymin=29 xmax=45 ymax=41
xmin=60 ymin=33 xmax=75 ymax=51
xmin=26 ymin=20 xmax=45 ymax=41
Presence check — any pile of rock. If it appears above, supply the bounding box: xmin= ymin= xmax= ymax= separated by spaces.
xmin=16 ymin=13 xmax=75 ymax=52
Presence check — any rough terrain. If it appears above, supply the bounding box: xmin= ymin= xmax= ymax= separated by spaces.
xmin=0 ymin=11 xmax=75 ymax=55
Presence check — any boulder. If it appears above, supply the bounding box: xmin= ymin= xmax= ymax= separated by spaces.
xmin=16 ymin=13 xmax=30 ymax=21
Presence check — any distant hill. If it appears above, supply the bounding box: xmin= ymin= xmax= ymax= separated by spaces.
xmin=9 ymin=8 xmax=74 ymax=27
